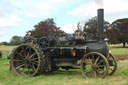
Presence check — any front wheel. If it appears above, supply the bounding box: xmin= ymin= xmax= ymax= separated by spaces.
xmin=107 ymin=53 xmax=117 ymax=75
xmin=80 ymin=52 xmax=109 ymax=78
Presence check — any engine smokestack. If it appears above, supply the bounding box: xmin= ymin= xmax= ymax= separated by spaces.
xmin=97 ymin=9 xmax=104 ymax=41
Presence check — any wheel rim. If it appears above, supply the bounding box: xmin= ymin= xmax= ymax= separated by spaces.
xmin=107 ymin=54 xmax=117 ymax=75
xmin=38 ymin=37 xmax=49 ymax=48
xmin=81 ymin=52 xmax=109 ymax=78
xmin=11 ymin=44 xmax=41 ymax=76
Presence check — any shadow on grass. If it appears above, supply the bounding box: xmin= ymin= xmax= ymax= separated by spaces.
xmin=41 ymin=69 xmax=81 ymax=76
xmin=111 ymin=46 xmax=128 ymax=48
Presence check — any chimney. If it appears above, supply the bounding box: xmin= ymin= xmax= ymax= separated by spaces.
xmin=97 ymin=9 xmax=104 ymax=41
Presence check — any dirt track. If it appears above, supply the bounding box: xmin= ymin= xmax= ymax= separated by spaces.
xmin=114 ymin=55 xmax=128 ymax=61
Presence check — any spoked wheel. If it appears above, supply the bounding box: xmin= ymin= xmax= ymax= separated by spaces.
xmin=81 ymin=52 xmax=109 ymax=78
xmin=10 ymin=44 xmax=47 ymax=76
xmin=37 ymin=37 xmax=49 ymax=49
xmin=107 ymin=53 xmax=117 ymax=75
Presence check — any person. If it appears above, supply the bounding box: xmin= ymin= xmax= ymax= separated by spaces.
xmin=7 ymin=48 xmax=14 ymax=59
xmin=0 ymin=51 xmax=2 ymax=58
xmin=24 ymin=32 xmax=37 ymax=43
xmin=74 ymin=23 xmax=83 ymax=40
xmin=7 ymin=48 xmax=15 ymax=70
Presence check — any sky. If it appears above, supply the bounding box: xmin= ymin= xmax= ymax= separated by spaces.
xmin=0 ymin=0 xmax=128 ymax=42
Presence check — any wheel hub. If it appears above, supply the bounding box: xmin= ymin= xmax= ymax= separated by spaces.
xmin=25 ymin=59 xmax=30 ymax=64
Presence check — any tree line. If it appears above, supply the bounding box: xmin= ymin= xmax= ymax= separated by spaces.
xmin=84 ymin=17 xmax=128 ymax=47
xmin=2 ymin=18 xmax=128 ymax=47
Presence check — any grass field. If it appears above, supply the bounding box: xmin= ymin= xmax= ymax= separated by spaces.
xmin=109 ymin=44 xmax=128 ymax=55
xmin=0 ymin=45 xmax=17 ymax=52
xmin=0 ymin=44 xmax=128 ymax=85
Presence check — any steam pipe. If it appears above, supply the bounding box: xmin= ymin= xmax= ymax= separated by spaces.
xmin=97 ymin=9 xmax=104 ymax=41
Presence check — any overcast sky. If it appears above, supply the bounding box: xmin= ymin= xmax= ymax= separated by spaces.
xmin=0 ymin=0 xmax=128 ymax=42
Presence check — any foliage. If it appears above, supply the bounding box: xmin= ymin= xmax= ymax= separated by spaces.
xmin=29 ymin=18 xmax=64 ymax=38
xmin=2 ymin=42 xmax=9 ymax=45
xmin=83 ymin=17 xmax=128 ymax=47
xmin=10 ymin=36 xmax=24 ymax=45
xmin=83 ymin=17 xmax=110 ymax=40
xmin=108 ymin=18 xmax=128 ymax=47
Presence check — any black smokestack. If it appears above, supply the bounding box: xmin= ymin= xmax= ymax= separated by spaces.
xmin=97 ymin=9 xmax=104 ymax=41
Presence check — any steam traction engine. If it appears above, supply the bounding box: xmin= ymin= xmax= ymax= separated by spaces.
xmin=10 ymin=9 xmax=117 ymax=78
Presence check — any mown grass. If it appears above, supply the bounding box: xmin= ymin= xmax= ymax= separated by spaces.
xmin=109 ymin=44 xmax=128 ymax=55
xmin=0 ymin=45 xmax=16 ymax=52
xmin=0 ymin=52 xmax=128 ymax=85
xmin=0 ymin=45 xmax=128 ymax=85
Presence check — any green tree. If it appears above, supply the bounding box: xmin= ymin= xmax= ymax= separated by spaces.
xmin=10 ymin=36 xmax=24 ymax=45
xmin=2 ymin=42 xmax=8 ymax=45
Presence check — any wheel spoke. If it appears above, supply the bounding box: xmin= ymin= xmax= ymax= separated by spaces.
xmin=21 ymin=47 xmax=27 ymax=57
xmin=97 ymin=59 xmax=104 ymax=65
xmin=109 ymin=68 xmax=113 ymax=71
xmin=33 ymin=61 xmax=39 ymax=63
xmin=95 ymin=57 xmax=100 ymax=64
xmin=97 ymin=65 xmax=106 ymax=68
xmin=29 ymin=53 xmax=36 ymax=59
xmin=96 ymin=68 xmax=104 ymax=74
xmin=92 ymin=54 xmax=95 ymax=63
xmin=86 ymin=69 xmax=94 ymax=77
xmin=27 ymin=47 xmax=32 ymax=57
xmin=16 ymin=64 xmax=25 ymax=70
xmin=31 ymin=62 xmax=38 ymax=65
xmin=27 ymin=51 xmax=30 ymax=58
xmin=88 ymin=57 xmax=92 ymax=65
xmin=24 ymin=50 xmax=28 ymax=57
xmin=30 ymin=58 xmax=38 ymax=61
xmin=19 ymin=50 xmax=26 ymax=59
xmin=21 ymin=67 xmax=25 ymax=73
xmin=28 ymin=68 xmax=31 ymax=74
xmin=32 ymin=65 xmax=36 ymax=72
xmin=13 ymin=59 xmax=24 ymax=62
xmin=15 ymin=51 xmax=24 ymax=58
xmin=94 ymin=71 xmax=97 ymax=78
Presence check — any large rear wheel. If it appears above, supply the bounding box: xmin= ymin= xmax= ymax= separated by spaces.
xmin=10 ymin=44 xmax=47 ymax=76
xmin=81 ymin=52 xmax=109 ymax=78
